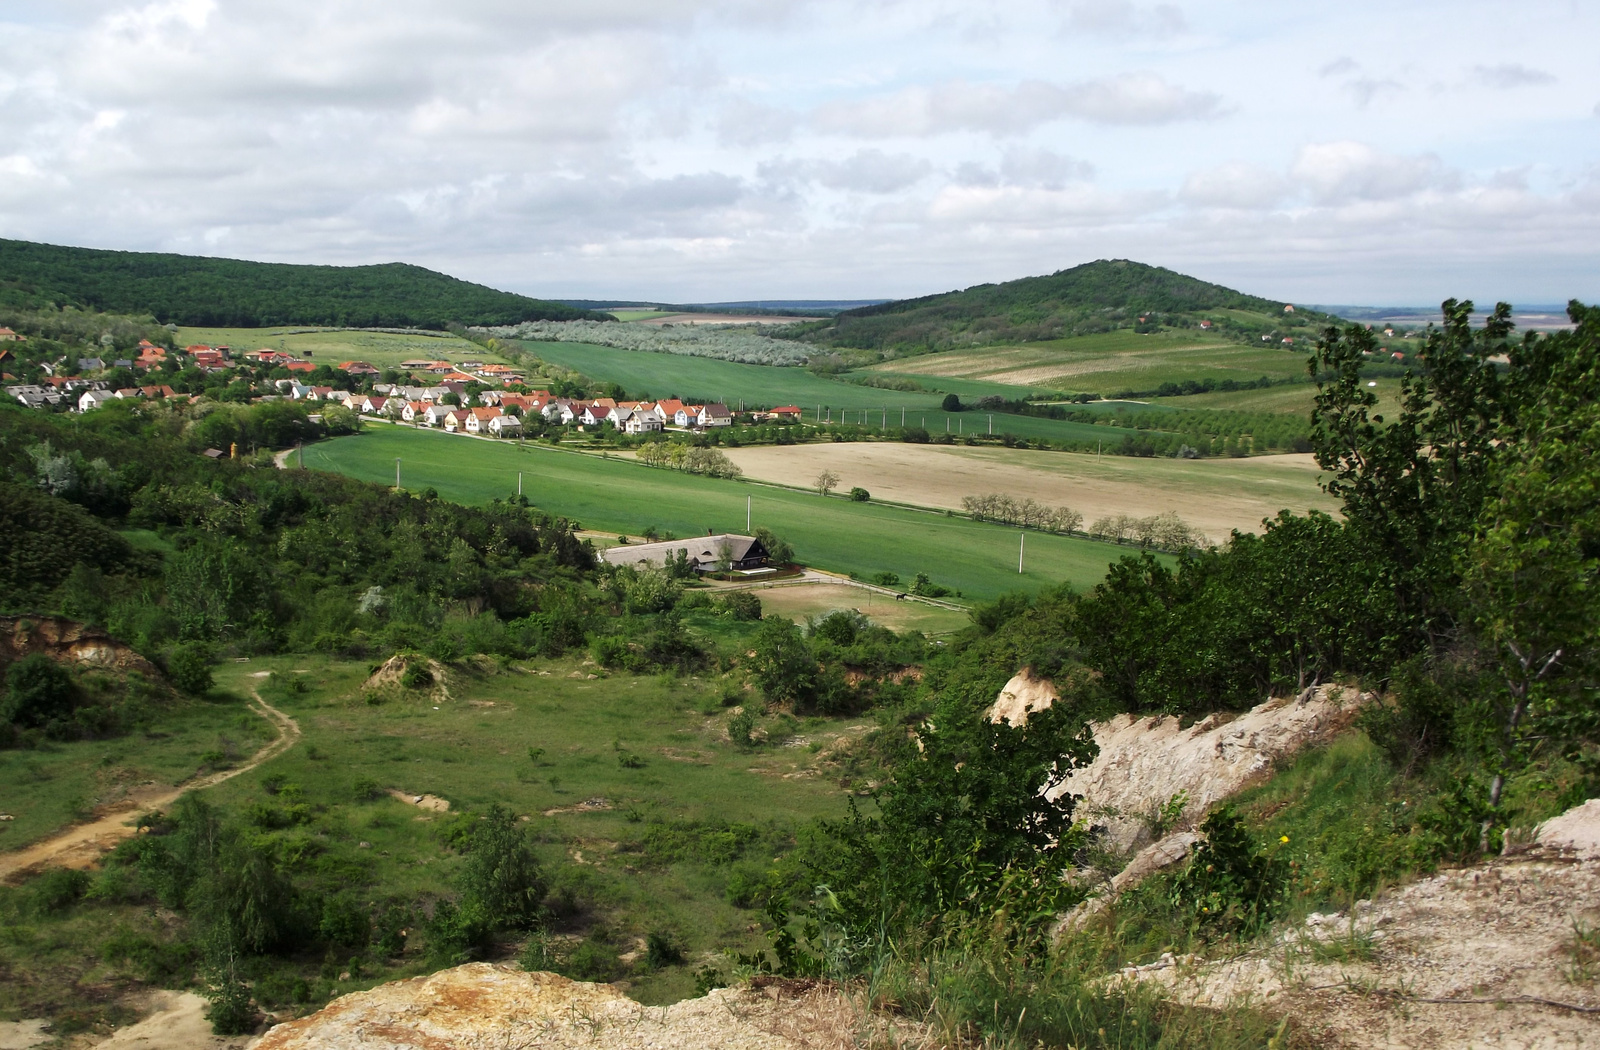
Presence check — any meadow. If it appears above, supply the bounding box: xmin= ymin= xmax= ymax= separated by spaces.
xmin=868 ymin=329 xmax=1309 ymax=395
xmin=518 ymin=340 xmax=1158 ymax=445
xmin=173 ymin=326 xmax=490 ymax=371
xmin=300 ymin=426 xmax=1141 ymax=599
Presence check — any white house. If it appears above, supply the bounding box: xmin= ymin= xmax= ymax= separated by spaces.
xmin=442 ymin=409 xmax=468 ymax=432
xmin=541 ymin=399 xmax=576 ymax=424
xmin=464 ymin=407 xmax=502 ymax=433
xmin=696 ymin=403 xmax=733 ymax=427
xmin=79 ymin=388 xmax=116 ymax=412
xmin=624 ymin=411 xmax=663 ymax=435
xmin=674 ymin=405 xmax=702 ymax=427
xmin=421 ymin=404 xmax=454 ymax=427
xmin=579 ymin=404 xmax=609 ymax=426
xmin=487 ymin=414 xmax=522 ymax=437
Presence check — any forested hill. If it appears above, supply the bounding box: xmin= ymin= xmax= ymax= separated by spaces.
xmin=0 ymin=239 xmax=605 ymax=329
xmin=792 ymin=259 xmax=1339 ymax=353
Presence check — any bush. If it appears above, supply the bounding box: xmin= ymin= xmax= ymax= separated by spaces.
xmin=646 ymin=930 xmax=685 ymax=969
xmin=718 ymin=591 xmax=762 ymax=621
xmin=31 ymin=867 xmax=91 ymax=913
xmin=426 ymin=897 xmax=493 ymax=965
xmin=1168 ymin=806 xmax=1286 ymax=939
xmin=320 ymin=894 xmax=372 ymax=949
xmin=401 ymin=662 xmax=433 ymax=689
xmin=848 ymin=487 xmax=870 ymax=502
xmin=563 ymin=936 xmax=622 ymax=981
xmin=941 ymin=393 xmax=963 ymax=412
xmin=165 ymin=642 xmax=214 ymax=695
xmin=2 ymin=653 xmax=77 ymax=728
xmin=728 ymin=707 xmax=756 ymax=747
xmin=460 ymin=804 xmax=546 ymax=930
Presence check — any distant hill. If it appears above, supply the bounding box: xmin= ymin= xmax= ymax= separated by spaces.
xmin=0 ymin=239 xmax=603 ymax=329
xmin=793 ymin=259 xmax=1337 ymax=353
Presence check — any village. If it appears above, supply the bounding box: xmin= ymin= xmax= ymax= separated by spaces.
xmin=0 ymin=332 xmax=806 ymax=436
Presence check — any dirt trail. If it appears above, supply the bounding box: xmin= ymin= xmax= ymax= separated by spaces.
xmin=0 ymin=693 xmax=299 ymax=882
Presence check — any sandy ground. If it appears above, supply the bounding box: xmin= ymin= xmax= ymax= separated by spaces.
xmin=716 ymin=443 xmax=1337 ymax=539
xmin=1130 ymin=852 xmax=1600 ymax=1049
xmin=0 ymin=692 xmax=299 ymax=882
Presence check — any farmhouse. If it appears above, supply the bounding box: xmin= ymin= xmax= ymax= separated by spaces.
xmin=696 ymin=403 xmax=734 ymax=427
xmin=0 ymin=327 xmax=18 ymax=341
xmin=599 ymin=534 xmax=770 ymax=574
xmin=768 ymin=405 xmax=802 ymax=422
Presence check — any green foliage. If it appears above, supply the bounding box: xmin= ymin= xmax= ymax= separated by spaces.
xmin=425 ymin=897 xmax=493 ymax=965
xmin=847 ymin=486 xmax=870 ymax=502
xmin=30 ymin=867 xmax=91 ymax=913
xmin=165 ymin=642 xmax=214 ymax=695
xmin=717 ymin=590 xmax=763 ymax=621
xmin=746 ymin=616 xmax=819 ymax=709
xmin=727 ymin=706 xmax=757 ymax=748
xmin=0 ymin=237 xmax=603 ymax=327
xmin=1169 ymin=807 xmax=1287 ymax=940
xmin=319 ymin=894 xmax=373 ymax=950
xmin=401 ymin=662 xmax=433 ymax=689
xmin=750 ymin=526 xmax=794 ymax=565
xmin=458 ymin=803 xmax=547 ymax=930
xmin=2 ymin=653 xmax=79 ymax=729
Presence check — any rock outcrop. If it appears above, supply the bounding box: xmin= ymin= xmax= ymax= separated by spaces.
xmin=1050 ymin=683 xmax=1367 ymax=856
xmin=254 ymin=964 xmax=862 ymax=1050
xmin=986 ymin=668 xmax=1059 ymax=726
xmin=0 ymin=616 xmax=161 ymax=678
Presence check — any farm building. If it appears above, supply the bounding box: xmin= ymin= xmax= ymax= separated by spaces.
xmin=599 ymin=534 xmax=771 ymax=574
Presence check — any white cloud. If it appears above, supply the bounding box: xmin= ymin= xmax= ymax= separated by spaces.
xmin=811 ymin=74 xmax=1222 ymax=137
xmin=1471 ymin=63 xmax=1556 ymax=89
xmin=1180 ymin=163 xmax=1289 ymax=209
xmin=808 ymin=150 xmax=934 ymax=193
xmin=1289 ymin=141 xmax=1457 ymax=204
xmin=1056 ymin=0 xmax=1187 ymax=36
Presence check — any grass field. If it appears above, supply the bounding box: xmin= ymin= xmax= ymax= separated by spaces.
xmin=519 ymin=341 xmax=1165 ymax=446
xmin=0 ymin=694 xmax=274 ymax=853
xmin=751 ymin=583 xmax=973 ymax=635
xmin=301 ymin=426 xmax=1142 ymax=599
xmin=717 ymin=444 xmax=1339 ymax=539
xmin=203 ymin=655 xmax=857 ymax=1002
xmin=869 ymin=330 xmax=1308 ymax=395
xmin=173 ymin=327 xmax=493 ymax=371
xmin=1151 ymin=378 xmax=1404 ymax=416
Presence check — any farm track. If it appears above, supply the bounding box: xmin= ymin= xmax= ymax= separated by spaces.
xmin=0 ymin=692 xmax=299 ymax=882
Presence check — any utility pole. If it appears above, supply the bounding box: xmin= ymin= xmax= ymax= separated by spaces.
xmin=881 ymin=407 xmax=886 ymax=428
xmin=988 ymin=414 xmax=993 ymax=435
xmin=518 ymin=471 xmax=522 ymax=496
xmin=746 ymin=495 xmax=751 ymax=532
xmin=395 ymin=458 xmax=401 ymax=489
xmin=1019 ymin=533 xmax=1025 ymax=573
xmin=901 ymin=407 xmax=905 ymax=426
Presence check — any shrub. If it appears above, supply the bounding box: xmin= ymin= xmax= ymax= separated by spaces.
xmin=31 ymin=867 xmax=91 ymax=913
xmin=718 ymin=591 xmax=762 ymax=621
xmin=728 ymin=707 xmax=756 ymax=747
xmin=320 ymin=894 xmax=372 ymax=949
xmin=426 ymin=898 xmax=493 ymax=965
xmin=459 ymin=804 xmax=546 ymax=930
xmin=165 ymin=642 xmax=214 ymax=695
xmin=2 ymin=653 xmax=77 ymax=729
xmin=1169 ymin=806 xmax=1286 ymax=939
xmin=646 ymin=930 xmax=685 ymax=969
xmin=564 ymin=936 xmax=622 ymax=981
xmin=848 ymin=487 xmax=870 ymax=502
xmin=401 ymin=662 xmax=433 ymax=689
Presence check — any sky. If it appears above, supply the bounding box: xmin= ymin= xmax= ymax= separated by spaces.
xmin=2 ymin=0 xmax=1597 ymax=305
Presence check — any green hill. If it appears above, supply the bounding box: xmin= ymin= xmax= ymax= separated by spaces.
xmin=0 ymin=238 xmax=603 ymax=329
xmin=793 ymin=259 xmax=1338 ymax=354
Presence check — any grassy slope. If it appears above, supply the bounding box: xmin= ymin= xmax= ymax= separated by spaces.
xmin=174 ymin=326 xmax=491 ymax=371
xmin=0 ymin=694 xmax=274 ymax=851
xmin=302 ymin=426 xmax=1138 ymax=599
xmin=521 ymin=341 xmax=1162 ymax=445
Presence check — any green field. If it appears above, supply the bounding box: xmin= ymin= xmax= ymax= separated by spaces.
xmin=174 ymin=327 xmax=494 ymax=370
xmin=302 ymin=426 xmax=1141 ymax=599
xmin=519 ymin=341 xmax=1159 ymax=446
xmin=867 ymin=330 xmax=1310 ymax=396
xmin=0 ymin=694 xmax=275 ymax=852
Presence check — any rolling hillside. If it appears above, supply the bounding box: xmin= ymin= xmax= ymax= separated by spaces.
xmin=792 ymin=258 xmax=1339 ymax=355
xmin=0 ymin=238 xmax=604 ymax=328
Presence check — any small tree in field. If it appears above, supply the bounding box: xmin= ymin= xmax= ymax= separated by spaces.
xmin=814 ymin=470 xmax=840 ymax=498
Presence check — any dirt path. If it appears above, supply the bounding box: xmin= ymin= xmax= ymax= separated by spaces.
xmin=0 ymin=693 xmax=299 ymax=882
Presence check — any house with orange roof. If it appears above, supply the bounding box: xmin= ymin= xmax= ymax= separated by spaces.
xmin=769 ymin=405 xmax=802 ymax=421
xmin=338 ymin=360 xmax=380 ymax=376
xmin=286 ymin=361 xmax=316 ymax=373
xmin=0 ymin=327 xmax=20 ymax=342
xmin=464 ymin=406 xmax=504 ymax=434
xmin=400 ymin=400 xmax=431 ymax=422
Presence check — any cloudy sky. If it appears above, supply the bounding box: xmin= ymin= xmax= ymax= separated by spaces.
xmin=3 ymin=0 xmax=1597 ymax=305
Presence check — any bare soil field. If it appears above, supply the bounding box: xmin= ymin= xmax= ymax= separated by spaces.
xmin=717 ymin=444 xmax=1338 ymax=539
